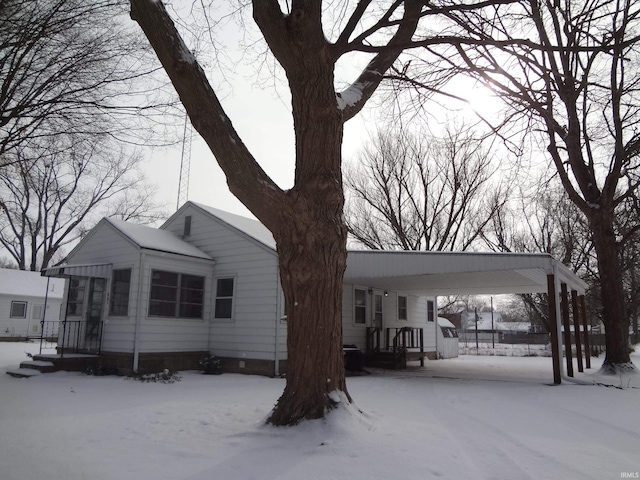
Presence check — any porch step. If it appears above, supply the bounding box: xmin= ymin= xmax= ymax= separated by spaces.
xmin=6 ymin=368 xmax=43 ymax=378
xmin=367 ymin=351 xmax=405 ymax=369
xmin=32 ymin=354 xmax=100 ymax=372
xmin=20 ymin=360 xmax=57 ymax=373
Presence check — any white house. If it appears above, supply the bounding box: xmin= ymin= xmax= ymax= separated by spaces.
xmin=0 ymin=268 xmax=64 ymax=340
xmin=37 ymin=201 xmax=588 ymax=380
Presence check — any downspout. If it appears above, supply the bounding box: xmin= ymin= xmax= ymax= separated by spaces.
xmin=133 ymin=251 xmax=145 ymax=372
xmin=434 ymin=297 xmax=438 ymax=359
xmin=39 ymin=277 xmax=50 ymax=354
xmin=274 ymin=268 xmax=281 ymax=377
xmin=554 ymin=263 xmax=593 ymax=385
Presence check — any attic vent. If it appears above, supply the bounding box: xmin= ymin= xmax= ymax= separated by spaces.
xmin=183 ymin=215 xmax=192 ymax=237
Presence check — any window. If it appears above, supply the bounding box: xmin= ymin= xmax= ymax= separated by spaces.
xmin=398 ymin=295 xmax=408 ymax=321
xmin=149 ymin=270 xmax=204 ymax=318
xmin=67 ymin=277 xmax=86 ymax=316
xmin=354 ymin=288 xmax=367 ymax=324
xmin=180 ymin=274 xmax=205 ymax=318
xmin=427 ymin=300 xmax=435 ymax=322
xmin=10 ymin=301 xmax=27 ymax=318
xmin=31 ymin=304 xmax=43 ymax=321
xmin=214 ymin=278 xmax=234 ymax=319
xmin=441 ymin=326 xmax=458 ymax=338
xmin=110 ymin=269 xmax=131 ymax=316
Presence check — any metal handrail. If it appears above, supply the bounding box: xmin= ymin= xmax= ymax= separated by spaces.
xmin=39 ymin=320 xmax=102 ymax=356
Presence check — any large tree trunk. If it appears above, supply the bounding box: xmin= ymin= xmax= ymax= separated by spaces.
xmin=269 ymin=201 xmax=349 ymax=425
xmin=589 ymin=211 xmax=631 ymax=369
xmin=267 ymin=45 xmax=351 ymax=424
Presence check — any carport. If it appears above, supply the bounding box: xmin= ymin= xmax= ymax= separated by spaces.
xmin=345 ymin=250 xmax=590 ymax=384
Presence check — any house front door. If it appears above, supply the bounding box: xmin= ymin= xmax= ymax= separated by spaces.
xmin=28 ymin=304 xmax=44 ymax=337
xmin=85 ymin=278 xmax=105 ymax=351
xmin=373 ymin=291 xmax=384 ymax=330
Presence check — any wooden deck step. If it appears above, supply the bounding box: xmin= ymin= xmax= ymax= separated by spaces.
xmin=20 ymin=360 xmax=57 ymax=373
xmin=6 ymin=368 xmax=43 ymax=378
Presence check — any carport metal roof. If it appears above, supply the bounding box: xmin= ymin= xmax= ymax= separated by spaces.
xmin=345 ymin=250 xmax=587 ymax=296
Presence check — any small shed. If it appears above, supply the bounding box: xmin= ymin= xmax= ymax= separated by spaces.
xmin=437 ymin=317 xmax=459 ymax=359
xmin=0 ymin=268 xmax=64 ymax=340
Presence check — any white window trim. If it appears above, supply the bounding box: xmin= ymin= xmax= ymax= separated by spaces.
xmin=213 ymin=274 xmax=237 ymax=322
xmin=148 ymin=269 xmax=206 ymax=319
xmin=427 ymin=299 xmax=435 ymax=322
xmin=398 ymin=295 xmax=408 ymax=321
xmin=109 ymin=267 xmax=133 ymax=318
xmin=353 ymin=286 xmax=368 ymax=327
xmin=10 ymin=301 xmax=27 ymax=319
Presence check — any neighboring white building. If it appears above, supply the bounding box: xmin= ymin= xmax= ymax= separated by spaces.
xmin=40 ymin=201 xmax=588 ymax=377
xmin=0 ymin=269 xmax=64 ymax=340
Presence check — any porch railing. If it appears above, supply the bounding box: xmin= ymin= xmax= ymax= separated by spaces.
xmin=366 ymin=326 xmax=425 ymax=369
xmin=366 ymin=327 xmax=382 ymax=353
xmin=38 ymin=321 xmax=61 ymax=353
xmin=39 ymin=320 xmax=103 ymax=356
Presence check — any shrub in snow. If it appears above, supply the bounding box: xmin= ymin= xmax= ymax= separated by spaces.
xmin=130 ymin=368 xmax=182 ymax=383
xmin=84 ymin=364 xmax=119 ymax=376
xmin=199 ymin=355 xmax=223 ymax=375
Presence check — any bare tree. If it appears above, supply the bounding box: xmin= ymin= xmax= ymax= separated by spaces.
xmin=0 ymin=257 xmax=16 ymax=269
xmin=345 ymin=123 xmax=508 ymax=251
xmin=0 ymin=135 xmax=165 ymax=271
xmin=0 ymin=0 xmax=176 ymax=165
xmin=484 ymin=180 xmax=596 ymax=331
xmin=127 ymin=0 xmax=520 ymax=425
xmin=397 ymin=0 xmax=640 ymax=370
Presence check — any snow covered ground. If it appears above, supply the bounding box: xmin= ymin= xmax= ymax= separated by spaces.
xmin=1 ymin=341 xmax=638 ymax=480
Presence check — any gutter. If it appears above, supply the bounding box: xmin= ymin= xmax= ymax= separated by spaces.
xmin=133 ymin=251 xmax=145 ymax=372
xmin=274 ymin=268 xmax=281 ymax=377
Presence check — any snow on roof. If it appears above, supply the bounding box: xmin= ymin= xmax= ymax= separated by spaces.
xmin=105 ymin=218 xmax=212 ymax=260
xmin=0 ymin=268 xmax=64 ymax=299
xmin=437 ymin=317 xmax=456 ymax=329
xmin=190 ymin=202 xmax=276 ymax=250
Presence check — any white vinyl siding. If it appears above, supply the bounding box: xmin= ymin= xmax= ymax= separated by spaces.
xmin=341 ymin=285 xmax=437 ymax=354
xmin=162 ymin=206 xmax=282 ymax=361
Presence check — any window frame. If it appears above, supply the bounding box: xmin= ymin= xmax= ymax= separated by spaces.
xmin=10 ymin=301 xmax=27 ymax=319
xmin=214 ymin=276 xmax=235 ymax=320
xmin=354 ymin=287 xmax=367 ymax=325
xmin=109 ymin=268 xmax=132 ymax=317
xmin=427 ymin=300 xmax=435 ymax=322
xmin=148 ymin=269 xmax=205 ymax=319
xmin=66 ymin=277 xmax=86 ymax=316
xmin=398 ymin=295 xmax=408 ymax=321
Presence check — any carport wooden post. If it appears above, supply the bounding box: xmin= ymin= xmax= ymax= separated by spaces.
xmin=580 ymin=295 xmax=592 ymax=369
xmin=571 ymin=290 xmax=584 ymax=373
xmin=547 ymin=274 xmax=561 ymax=384
xmin=560 ymin=283 xmax=574 ymax=377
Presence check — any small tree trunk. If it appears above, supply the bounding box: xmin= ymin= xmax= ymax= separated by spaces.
xmin=589 ymin=212 xmax=632 ymax=368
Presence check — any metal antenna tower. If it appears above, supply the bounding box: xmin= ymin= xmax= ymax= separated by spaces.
xmin=177 ymin=113 xmax=192 ymax=210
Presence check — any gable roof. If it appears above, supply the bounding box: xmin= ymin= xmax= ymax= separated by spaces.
xmin=0 ymin=268 xmax=64 ymax=299
xmin=105 ymin=218 xmax=213 ymax=260
xmin=184 ymin=202 xmax=277 ymax=251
